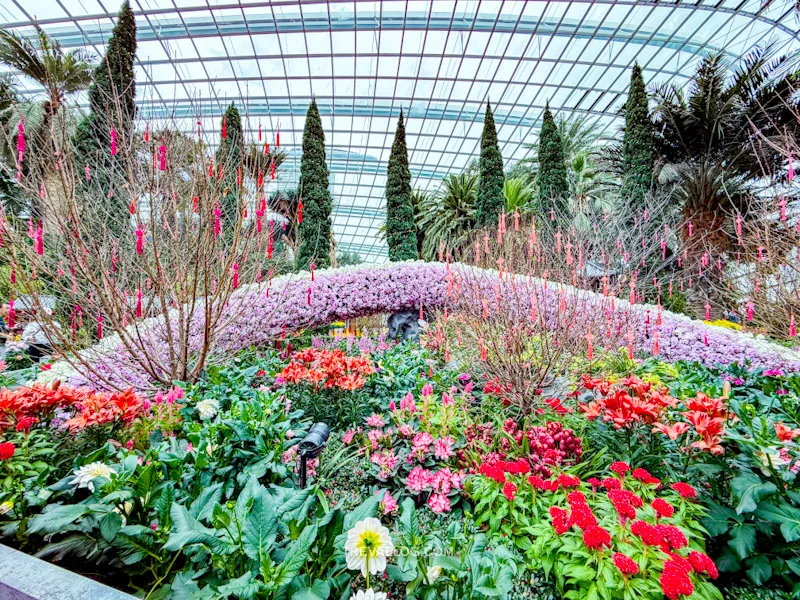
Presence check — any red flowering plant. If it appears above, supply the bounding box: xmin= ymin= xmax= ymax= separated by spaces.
xmin=341 ymin=383 xmax=468 ymax=514
xmin=469 ymin=460 xmax=722 ymax=600
xmin=578 ymin=375 xmax=730 ymax=474
xmin=459 ymin=417 xmax=583 ymax=478
xmin=275 ymin=347 xmax=378 ymax=425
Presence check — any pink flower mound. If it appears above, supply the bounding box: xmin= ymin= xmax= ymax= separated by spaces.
xmin=65 ymin=261 xmax=800 ymax=390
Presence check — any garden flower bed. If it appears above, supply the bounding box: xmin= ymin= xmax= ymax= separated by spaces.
xmin=3 ymin=324 xmax=800 ymax=600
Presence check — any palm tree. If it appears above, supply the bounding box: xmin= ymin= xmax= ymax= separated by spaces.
xmin=652 ymin=46 xmax=799 ymax=251
xmin=416 ymin=173 xmax=478 ymax=260
xmin=0 ymin=26 xmax=93 ymax=219
xmin=512 ymin=113 xmax=616 ymax=214
xmin=0 ymin=26 xmax=93 ymax=124
xmin=502 ymin=177 xmax=536 ymax=214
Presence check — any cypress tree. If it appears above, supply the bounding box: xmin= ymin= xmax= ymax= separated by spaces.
xmin=73 ymin=0 xmax=136 ymax=229
xmin=621 ymin=64 xmax=655 ymax=208
xmin=385 ymin=109 xmax=417 ymax=261
xmin=537 ymin=104 xmax=569 ymax=214
xmin=215 ymin=102 xmax=243 ymax=223
xmin=475 ymin=101 xmax=505 ymax=228
xmin=296 ymin=99 xmax=333 ymax=269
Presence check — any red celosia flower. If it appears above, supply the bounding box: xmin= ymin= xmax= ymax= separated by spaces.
xmin=479 ymin=463 xmax=506 ymax=483
xmin=631 ymin=520 xmax=663 ymax=547
xmin=658 ymin=524 xmax=688 ymax=549
xmin=557 ymin=474 xmax=581 ymax=488
xmin=15 ymin=416 xmax=38 ymax=432
xmin=569 ymin=504 xmax=598 ymax=529
xmin=608 ymin=489 xmax=644 ymax=508
xmin=610 ymin=461 xmax=631 ymax=475
xmin=688 ymin=551 xmax=719 ymax=579
xmin=660 ymin=557 xmax=694 ymax=599
xmin=582 ymin=525 xmax=611 ymax=550
xmin=567 ymin=490 xmax=588 ymax=506
xmin=503 ymin=481 xmax=517 ymax=501
xmin=600 ymin=477 xmax=622 ymax=490
xmin=528 ymin=475 xmax=545 ymax=489
xmin=612 ymin=552 xmax=639 ymax=576
xmin=632 ymin=467 xmax=652 ymax=482
xmin=652 ymin=498 xmax=675 ymax=518
xmin=549 ymin=506 xmax=570 ymax=535
xmin=587 ymin=477 xmax=601 ymax=489
xmin=0 ymin=442 xmax=14 ymax=460
xmin=670 ymin=482 xmax=697 ymax=499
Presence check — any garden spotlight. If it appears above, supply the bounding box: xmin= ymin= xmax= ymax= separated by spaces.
xmin=298 ymin=422 xmax=330 ymax=488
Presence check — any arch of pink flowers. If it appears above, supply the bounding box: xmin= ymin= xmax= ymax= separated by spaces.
xmin=63 ymin=261 xmax=800 ymax=390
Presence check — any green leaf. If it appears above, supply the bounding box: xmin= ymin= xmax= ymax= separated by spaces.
xmin=289 ymin=578 xmax=330 ymax=600
xmin=754 ymin=503 xmax=800 ymax=542
xmin=731 ymin=472 xmax=777 ymax=514
xmin=190 ymin=483 xmax=223 ymax=522
xmin=27 ymin=504 xmax=88 ymax=534
xmin=727 ymin=523 xmax=757 ymax=560
xmin=275 ymin=523 xmax=318 ymax=588
xmin=242 ymin=493 xmax=279 ymax=561
xmin=702 ymin=502 xmax=739 ymax=536
xmin=100 ymin=512 xmax=122 ymax=542
xmin=163 ymin=503 xmax=225 ymax=553
xmin=745 ymin=555 xmax=773 ymax=585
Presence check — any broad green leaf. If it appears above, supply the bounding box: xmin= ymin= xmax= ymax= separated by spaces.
xmin=289 ymin=578 xmax=330 ymax=600
xmin=731 ymin=473 xmax=777 ymax=514
xmin=242 ymin=493 xmax=279 ymax=561
xmin=27 ymin=504 xmax=88 ymax=534
xmin=274 ymin=523 xmax=318 ymax=588
xmin=745 ymin=555 xmax=773 ymax=585
xmin=754 ymin=503 xmax=800 ymax=542
xmin=727 ymin=523 xmax=756 ymax=560
xmin=702 ymin=502 xmax=739 ymax=537
xmin=190 ymin=483 xmax=223 ymax=522
xmin=100 ymin=512 xmax=122 ymax=542
xmin=163 ymin=503 xmax=225 ymax=553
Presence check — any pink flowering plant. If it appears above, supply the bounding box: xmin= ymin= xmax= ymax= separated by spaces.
xmin=469 ymin=461 xmax=721 ymax=600
xmin=342 ymin=384 xmax=468 ymax=513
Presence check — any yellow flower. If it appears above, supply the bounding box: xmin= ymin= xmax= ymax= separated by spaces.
xmin=0 ymin=500 xmax=14 ymax=516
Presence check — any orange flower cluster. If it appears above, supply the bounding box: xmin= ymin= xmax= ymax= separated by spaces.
xmin=579 ymin=375 xmax=729 ymax=456
xmin=278 ymin=348 xmax=375 ymax=391
xmin=0 ymin=381 xmax=147 ymax=433
xmin=579 ymin=375 xmax=678 ymax=429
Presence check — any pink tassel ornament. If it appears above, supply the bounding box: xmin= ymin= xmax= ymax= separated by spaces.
xmin=110 ymin=127 xmax=118 ymax=156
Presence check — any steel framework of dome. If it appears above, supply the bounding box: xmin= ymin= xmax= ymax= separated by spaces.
xmin=1 ymin=0 xmax=798 ymax=261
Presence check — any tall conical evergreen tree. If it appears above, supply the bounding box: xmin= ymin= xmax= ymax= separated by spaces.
xmin=621 ymin=64 xmax=655 ymax=208
xmin=296 ymin=99 xmax=333 ymax=269
xmin=385 ymin=110 xmax=417 ymax=261
xmin=537 ymin=104 xmax=569 ymax=214
xmin=475 ymin=101 xmax=505 ymax=228
xmin=216 ymin=103 xmax=243 ymax=224
xmin=73 ymin=0 xmax=136 ymax=229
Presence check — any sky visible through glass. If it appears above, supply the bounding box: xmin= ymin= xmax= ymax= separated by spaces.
xmin=2 ymin=0 xmax=798 ymax=262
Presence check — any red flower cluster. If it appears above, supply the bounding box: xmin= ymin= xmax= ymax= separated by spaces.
xmin=660 ymin=551 xmax=718 ymax=599
xmin=478 ymin=459 xmax=530 ymax=482
xmin=612 ymin=552 xmax=639 ymax=576
xmin=608 ymin=489 xmax=643 ymax=522
xmin=464 ymin=420 xmax=582 ymax=477
xmin=0 ymin=382 xmax=148 ymax=433
xmin=670 ymin=482 xmax=697 ymax=499
xmin=652 ymin=498 xmax=675 ymax=518
xmin=660 ymin=554 xmax=695 ymax=600
xmin=632 ymin=467 xmax=661 ymax=486
xmin=579 ymin=375 xmax=678 ymax=429
xmin=0 ymin=442 xmax=14 ymax=460
xmin=502 ymin=481 xmax=517 ymax=501
xmin=630 ymin=521 xmax=688 ymax=551
xmin=278 ymin=348 xmax=375 ymax=391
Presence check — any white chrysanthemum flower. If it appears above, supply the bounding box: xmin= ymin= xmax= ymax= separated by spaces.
xmin=344 ymin=517 xmax=394 ymax=576
xmin=426 ymin=565 xmax=442 ymax=584
xmin=70 ymin=462 xmax=114 ymax=492
xmin=195 ymin=399 xmax=219 ymax=420
xmin=353 ymin=590 xmax=387 ymax=600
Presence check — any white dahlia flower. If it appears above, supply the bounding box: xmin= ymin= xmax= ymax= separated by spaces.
xmin=344 ymin=517 xmax=394 ymax=576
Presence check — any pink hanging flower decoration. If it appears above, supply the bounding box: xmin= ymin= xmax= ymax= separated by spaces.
xmin=97 ymin=312 xmax=103 ymax=339
xmin=35 ymin=222 xmax=43 ymax=255
xmin=16 ymin=119 xmax=25 ymax=163
xmin=136 ymin=288 xmax=143 ymax=317
xmin=110 ymin=127 xmax=118 ymax=156
xmin=135 ymin=226 xmax=144 ymax=254
xmin=232 ymin=263 xmax=239 ymax=289
xmin=158 ymin=144 xmax=167 ymax=171
xmin=214 ymin=203 xmax=222 ymax=238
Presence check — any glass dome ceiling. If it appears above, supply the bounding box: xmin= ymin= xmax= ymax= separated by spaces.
xmin=1 ymin=0 xmax=799 ymax=262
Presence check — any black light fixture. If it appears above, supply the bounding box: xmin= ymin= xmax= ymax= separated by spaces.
xmin=298 ymin=422 xmax=330 ymax=488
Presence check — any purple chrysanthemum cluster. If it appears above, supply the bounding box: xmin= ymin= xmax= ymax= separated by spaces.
xmin=60 ymin=262 xmax=800 ymax=391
